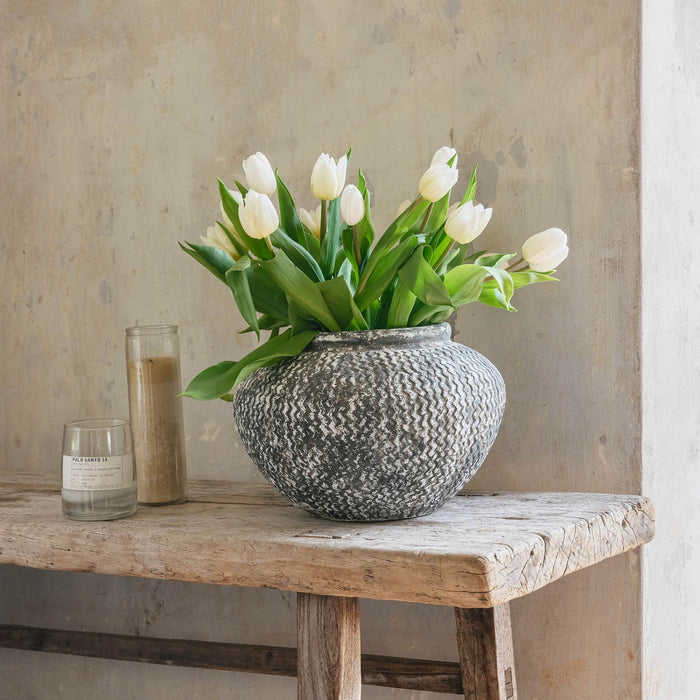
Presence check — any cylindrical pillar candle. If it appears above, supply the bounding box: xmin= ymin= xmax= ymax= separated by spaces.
xmin=125 ymin=325 xmax=187 ymax=505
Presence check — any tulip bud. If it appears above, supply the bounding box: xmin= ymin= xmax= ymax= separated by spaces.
xmin=522 ymin=228 xmax=569 ymax=272
xmin=445 ymin=201 xmax=493 ymax=245
xmin=340 ymin=185 xmax=365 ymax=226
xmin=238 ymin=190 xmax=279 ymax=240
xmin=418 ymin=162 xmax=459 ymax=202
xmin=430 ymin=146 xmax=458 ymax=169
xmin=392 ymin=199 xmax=411 ymax=219
xmin=299 ymin=204 xmax=322 ymax=238
xmin=200 ymin=224 xmax=239 ymax=259
xmin=242 ymin=152 xmax=277 ymax=197
xmin=310 ymin=152 xmax=348 ymax=200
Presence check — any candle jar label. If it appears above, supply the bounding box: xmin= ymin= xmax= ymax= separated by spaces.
xmin=62 ymin=454 xmax=135 ymax=491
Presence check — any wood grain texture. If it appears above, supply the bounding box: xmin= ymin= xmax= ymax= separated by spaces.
xmin=0 ymin=473 xmax=655 ymax=608
xmin=297 ymin=594 xmax=361 ymax=700
xmin=455 ymin=604 xmax=517 ymax=700
xmin=0 ymin=624 xmax=463 ymax=693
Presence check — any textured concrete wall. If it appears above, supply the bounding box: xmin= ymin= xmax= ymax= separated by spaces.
xmin=641 ymin=1 xmax=700 ymax=698
xmin=0 ymin=1 xmax=650 ymax=698
xmin=453 ymin=2 xmax=644 ymax=697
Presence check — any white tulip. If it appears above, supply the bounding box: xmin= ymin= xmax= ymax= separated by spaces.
xmin=299 ymin=204 xmax=322 ymax=238
xmin=430 ymin=146 xmax=458 ymax=169
xmin=238 ymin=190 xmax=279 ymax=240
xmin=310 ymin=152 xmax=348 ymax=200
xmin=445 ymin=201 xmax=493 ymax=245
xmin=242 ymin=152 xmax=277 ymax=196
xmin=200 ymin=225 xmax=239 ymax=259
xmin=418 ymin=162 xmax=459 ymax=202
xmin=522 ymin=228 xmax=569 ymax=272
xmin=395 ymin=199 xmax=413 ymax=218
xmin=340 ymin=185 xmax=365 ymax=226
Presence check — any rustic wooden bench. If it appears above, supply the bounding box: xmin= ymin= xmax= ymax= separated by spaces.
xmin=0 ymin=473 xmax=654 ymax=699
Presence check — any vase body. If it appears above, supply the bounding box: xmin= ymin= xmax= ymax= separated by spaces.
xmin=233 ymin=323 xmax=505 ymax=521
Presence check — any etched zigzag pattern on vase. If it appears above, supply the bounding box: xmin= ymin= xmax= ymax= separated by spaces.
xmin=234 ymin=325 xmax=505 ymax=521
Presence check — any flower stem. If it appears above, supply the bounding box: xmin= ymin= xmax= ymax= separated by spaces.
xmin=265 ymin=237 xmax=275 ymax=255
xmin=433 ymin=240 xmax=455 ymax=271
xmin=416 ymin=202 xmax=434 ymax=235
xmin=506 ymin=256 xmax=526 ymax=272
xmin=320 ymin=200 xmax=327 ymax=244
xmin=352 ymin=224 xmax=362 ymax=266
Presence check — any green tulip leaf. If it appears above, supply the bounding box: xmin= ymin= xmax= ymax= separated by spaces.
xmin=357 ymin=197 xmax=430 ymax=291
xmin=216 ymin=222 xmax=248 ymax=259
xmin=428 ymin=229 xmax=451 ymax=267
xmin=409 ymin=303 xmax=455 ymax=326
xmin=443 ymin=264 xmax=489 ymax=306
xmin=275 ymin=171 xmax=306 ymax=244
xmin=462 ymin=249 xmax=488 ymax=265
xmin=320 ymin=197 xmax=342 ymax=278
xmin=239 ymin=314 xmax=286 ymax=333
xmin=317 ymin=277 xmax=368 ymax=331
xmin=387 ymin=279 xmax=417 ymax=329
xmin=270 ymin=228 xmax=324 ymax=282
xmin=246 ymin=264 xmax=289 ymax=321
xmin=179 ymin=241 xmax=234 ymax=283
xmin=260 ymin=250 xmax=341 ymax=331
xmin=478 ymin=284 xmax=516 ymax=311
xmin=460 ymin=164 xmax=478 ymax=205
xmin=225 ymin=257 xmax=259 ymax=340
xmin=474 ymin=253 xmax=515 ymax=268
xmin=354 ymin=236 xmax=419 ymax=311
xmin=423 ymin=190 xmax=451 ymax=235
xmin=341 ymin=226 xmax=360 ymax=282
xmin=356 ymin=170 xmax=376 ymax=257
xmin=337 ymin=257 xmax=356 ymax=292
xmin=479 ymin=265 xmax=515 ymax=307
xmin=181 ymin=328 xmax=319 ymax=400
xmin=510 ymin=270 xmax=559 ymax=288
xmin=397 ymin=245 xmax=453 ymax=308
xmin=286 ymin=299 xmax=322 ymax=333
xmin=181 ymin=360 xmax=238 ymax=401
xmin=302 ymin=228 xmax=322 ymax=261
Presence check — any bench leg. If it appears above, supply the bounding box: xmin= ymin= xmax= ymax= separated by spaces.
xmin=454 ymin=603 xmax=517 ymax=700
xmin=297 ymin=593 xmax=361 ymax=700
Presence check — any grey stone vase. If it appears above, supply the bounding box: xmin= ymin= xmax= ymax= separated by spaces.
xmin=233 ymin=323 xmax=505 ymax=521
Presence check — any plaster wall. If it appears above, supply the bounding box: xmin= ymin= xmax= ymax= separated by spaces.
xmin=1 ymin=1 xmax=646 ymax=698
xmin=641 ymin=1 xmax=700 ymax=697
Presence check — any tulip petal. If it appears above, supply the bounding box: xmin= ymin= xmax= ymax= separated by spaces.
xmin=340 ymin=184 xmax=364 ymax=225
xmin=419 ymin=163 xmax=459 ymax=202
xmin=430 ymin=146 xmax=458 ymax=168
xmin=522 ymin=228 xmax=568 ymax=271
xmin=242 ymin=152 xmax=277 ymax=196
xmin=336 ymin=155 xmax=348 ymax=197
xmin=239 ymin=191 xmax=279 ymax=239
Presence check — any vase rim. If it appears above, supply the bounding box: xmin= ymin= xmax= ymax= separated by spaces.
xmin=307 ymin=323 xmax=451 ymax=349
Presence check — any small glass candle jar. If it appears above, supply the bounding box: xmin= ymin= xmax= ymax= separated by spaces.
xmin=62 ymin=419 xmax=137 ymax=521
xmin=125 ymin=325 xmax=187 ymax=505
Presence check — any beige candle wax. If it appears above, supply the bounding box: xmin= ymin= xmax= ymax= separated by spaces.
xmin=125 ymin=326 xmax=187 ymax=505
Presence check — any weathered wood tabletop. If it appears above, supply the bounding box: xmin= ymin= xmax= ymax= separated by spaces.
xmin=0 ymin=472 xmax=654 ymax=608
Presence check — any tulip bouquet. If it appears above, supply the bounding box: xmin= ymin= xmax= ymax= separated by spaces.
xmin=181 ymin=147 xmax=568 ymax=400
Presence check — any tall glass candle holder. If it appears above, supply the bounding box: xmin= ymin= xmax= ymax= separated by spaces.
xmin=62 ymin=418 xmax=137 ymax=521
xmin=125 ymin=325 xmax=187 ymax=505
